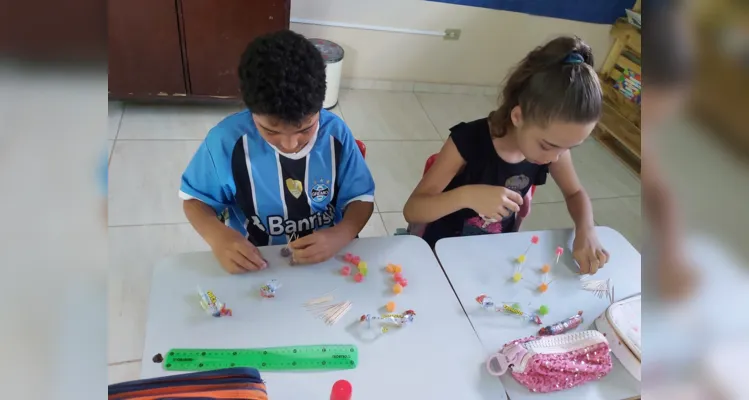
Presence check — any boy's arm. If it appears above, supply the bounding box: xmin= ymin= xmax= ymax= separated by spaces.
xmin=180 ymin=136 xmax=266 ymax=272
xmin=335 ymin=201 xmax=375 ymax=240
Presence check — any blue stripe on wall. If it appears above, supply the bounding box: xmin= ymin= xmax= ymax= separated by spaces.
xmin=426 ymin=0 xmax=634 ymax=25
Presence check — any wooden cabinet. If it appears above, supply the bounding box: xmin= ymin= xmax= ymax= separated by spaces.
xmin=108 ymin=0 xmax=186 ymax=97
xmin=108 ymin=0 xmax=289 ymax=100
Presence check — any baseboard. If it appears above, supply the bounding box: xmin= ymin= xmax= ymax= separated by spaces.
xmin=340 ymin=78 xmax=499 ymax=96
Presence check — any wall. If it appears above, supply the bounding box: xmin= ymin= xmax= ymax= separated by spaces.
xmin=291 ymin=0 xmax=614 ymax=86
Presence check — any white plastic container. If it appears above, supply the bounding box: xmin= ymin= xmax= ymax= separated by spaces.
xmin=310 ymin=39 xmax=344 ymax=110
xmin=595 ymin=294 xmax=641 ymax=381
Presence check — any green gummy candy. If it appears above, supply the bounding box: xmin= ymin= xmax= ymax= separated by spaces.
xmin=539 ymin=305 xmax=549 ymax=315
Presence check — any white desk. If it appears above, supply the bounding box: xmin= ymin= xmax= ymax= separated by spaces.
xmin=140 ymin=236 xmax=505 ymax=399
xmin=435 ymin=227 xmax=641 ymax=400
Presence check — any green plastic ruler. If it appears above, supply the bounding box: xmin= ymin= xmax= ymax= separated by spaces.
xmin=162 ymin=344 xmax=358 ymax=372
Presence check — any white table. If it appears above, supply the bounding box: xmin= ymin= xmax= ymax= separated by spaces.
xmin=140 ymin=236 xmax=505 ymax=399
xmin=435 ymin=227 xmax=642 ymax=400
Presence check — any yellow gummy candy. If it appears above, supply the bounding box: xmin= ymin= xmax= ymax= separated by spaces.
xmin=517 ymin=254 xmax=526 ymax=264
xmin=512 ymin=272 xmax=522 ymax=282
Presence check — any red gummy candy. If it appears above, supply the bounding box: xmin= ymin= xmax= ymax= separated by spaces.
xmin=353 ymin=273 xmax=364 ymax=282
xmin=393 ymin=272 xmax=402 ymax=281
xmin=340 ymin=266 xmax=351 ymax=276
xmin=531 ymin=235 xmax=539 ymax=244
xmin=399 ymin=278 xmax=408 ymax=287
xmin=351 ymin=256 xmax=361 ymax=264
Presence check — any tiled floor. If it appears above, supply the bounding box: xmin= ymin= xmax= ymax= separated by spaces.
xmin=107 ymin=89 xmax=643 ymax=382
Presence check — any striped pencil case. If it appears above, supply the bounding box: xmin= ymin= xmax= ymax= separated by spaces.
xmin=108 ymin=367 xmax=267 ymax=399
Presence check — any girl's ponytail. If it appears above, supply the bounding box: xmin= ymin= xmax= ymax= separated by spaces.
xmin=490 ymin=36 xmax=602 ymax=138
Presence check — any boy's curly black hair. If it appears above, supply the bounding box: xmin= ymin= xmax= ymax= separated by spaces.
xmin=238 ymin=30 xmax=326 ymax=125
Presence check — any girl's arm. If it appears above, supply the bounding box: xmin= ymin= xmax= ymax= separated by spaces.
xmin=549 ymin=151 xmax=595 ymax=232
xmin=403 ymin=138 xmax=470 ymax=224
xmin=550 ymin=151 xmax=609 ymax=274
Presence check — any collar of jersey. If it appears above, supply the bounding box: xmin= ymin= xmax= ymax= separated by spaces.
xmin=266 ymin=121 xmax=320 ymax=160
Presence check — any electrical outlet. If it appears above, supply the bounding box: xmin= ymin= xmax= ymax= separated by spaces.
xmin=444 ymin=29 xmax=461 ymax=41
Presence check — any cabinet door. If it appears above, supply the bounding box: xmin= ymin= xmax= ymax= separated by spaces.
xmin=108 ymin=0 xmax=186 ymax=97
xmin=180 ymin=0 xmax=289 ymax=97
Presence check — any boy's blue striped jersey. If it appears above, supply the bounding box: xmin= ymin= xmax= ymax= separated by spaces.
xmin=179 ymin=109 xmax=375 ymax=246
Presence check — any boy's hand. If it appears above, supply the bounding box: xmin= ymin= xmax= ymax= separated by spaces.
xmin=464 ymin=185 xmax=523 ymax=221
xmin=206 ymin=226 xmax=267 ymax=274
xmin=288 ymin=226 xmax=352 ymax=265
xmin=573 ymin=228 xmax=609 ymax=274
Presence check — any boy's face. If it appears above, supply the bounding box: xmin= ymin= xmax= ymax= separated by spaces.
xmin=252 ymin=112 xmax=320 ymax=154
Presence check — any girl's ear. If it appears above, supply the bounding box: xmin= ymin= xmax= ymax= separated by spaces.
xmin=510 ymin=106 xmax=523 ymax=128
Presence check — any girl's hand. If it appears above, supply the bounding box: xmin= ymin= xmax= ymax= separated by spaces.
xmin=464 ymin=185 xmax=524 ymax=221
xmin=573 ymin=228 xmax=609 ymax=274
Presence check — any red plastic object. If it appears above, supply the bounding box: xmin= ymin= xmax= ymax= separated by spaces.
xmin=355 ymin=140 xmax=366 ymax=159
xmin=353 ymin=273 xmax=364 ymax=283
xmin=330 ymin=379 xmax=352 ymax=400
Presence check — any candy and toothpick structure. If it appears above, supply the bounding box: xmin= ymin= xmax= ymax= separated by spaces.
xmin=516 ymin=235 xmax=539 ymax=265
xmin=281 ymin=232 xmax=299 ymax=258
xmin=555 ymin=246 xmax=564 ymax=264
xmin=513 ymin=235 xmax=539 ymax=282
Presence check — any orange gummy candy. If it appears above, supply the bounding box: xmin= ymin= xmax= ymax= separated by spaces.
xmin=392 ymin=283 xmax=403 ymax=294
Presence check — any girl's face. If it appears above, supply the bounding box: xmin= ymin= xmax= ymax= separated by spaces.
xmin=511 ymin=106 xmax=596 ymax=165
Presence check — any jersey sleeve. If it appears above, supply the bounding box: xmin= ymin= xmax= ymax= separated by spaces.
xmin=335 ymin=127 xmax=375 ymax=209
xmin=179 ymin=137 xmax=232 ymax=213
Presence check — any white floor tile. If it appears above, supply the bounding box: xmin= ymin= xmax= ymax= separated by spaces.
xmin=381 ymin=212 xmax=408 ymax=235
xmin=108 ymin=140 xmax=200 ymax=226
xmin=359 ymin=213 xmax=388 ymax=238
xmin=118 ymin=104 xmax=244 ymax=140
xmin=364 ymin=140 xmax=444 ymax=213
xmin=327 ymin=105 xmax=344 ymax=119
xmin=109 ymin=224 xmax=209 ymax=363
xmin=534 ymin=140 xmax=641 ymax=203
xmin=570 ymin=140 xmax=641 ymax=199
xmin=338 ymin=90 xmax=440 ymax=140
xmin=109 ymin=362 xmax=141 ymax=384
xmin=519 ymin=202 xmax=575 ymax=231
xmin=416 ymin=93 xmax=497 ymax=140
xmin=593 ymin=197 xmax=642 ymax=250
xmin=109 ymin=102 xmax=124 ymax=139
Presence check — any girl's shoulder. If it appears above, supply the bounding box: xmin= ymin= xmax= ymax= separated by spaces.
xmin=449 ymin=117 xmax=492 ymax=160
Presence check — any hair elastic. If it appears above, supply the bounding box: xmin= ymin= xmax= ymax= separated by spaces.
xmin=563 ymin=52 xmax=584 ymax=65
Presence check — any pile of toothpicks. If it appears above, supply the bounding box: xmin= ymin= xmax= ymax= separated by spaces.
xmin=303 ymin=290 xmax=352 ymax=326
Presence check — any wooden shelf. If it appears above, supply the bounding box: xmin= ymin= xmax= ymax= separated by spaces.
xmin=598 ymin=17 xmax=641 ymax=175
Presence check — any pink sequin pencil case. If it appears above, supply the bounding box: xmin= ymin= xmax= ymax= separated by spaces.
xmin=486 ymin=330 xmax=613 ymax=393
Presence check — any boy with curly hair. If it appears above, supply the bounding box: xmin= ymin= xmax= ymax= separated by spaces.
xmin=180 ymin=30 xmax=375 ymax=274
